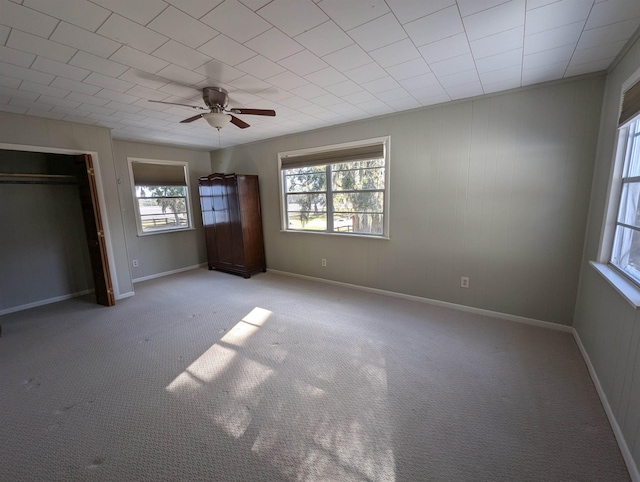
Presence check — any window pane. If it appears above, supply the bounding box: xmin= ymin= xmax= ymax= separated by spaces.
xmin=136 ymin=185 xmax=188 ymax=233
xmin=286 ymin=193 xmax=327 ymax=230
xmin=136 ymin=185 xmax=186 ymax=198
xmin=333 ymin=191 xmax=384 ymax=213
xmin=332 ymin=161 xmax=385 ymax=191
xmin=334 ymin=213 xmax=383 ymax=235
xmin=285 ymin=167 xmax=326 ymax=193
xmin=617 ymin=182 xmax=640 ymax=227
xmin=286 ymin=212 xmax=327 ymax=230
xmin=611 ymin=225 xmax=640 ymax=284
xmin=626 ymin=126 xmax=640 ymax=178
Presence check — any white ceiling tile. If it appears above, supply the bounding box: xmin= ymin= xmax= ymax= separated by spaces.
xmin=32 ymin=57 xmax=90 ymax=81
xmin=195 ymin=60 xmax=245 ymax=83
xmin=341 ymin=90 xmax=377 ymax=104
xmin=361 ymin=76 xmax=401 ymax=94
xmin=106 ymin=102 xmax=145 ymax=115
xmin=7 ymin=30 xmax=76 ymax=63
xmin=22 ymin=0 xmax=110 ymax=32
xmin=0 ymin=104 xmax=28 ymax=115
xmin=278 ymin=50 xmax=328 ymax=76
xmin=344 ymin=62 xmax=387 ymax=84
xmin=523 ymin=22 xmax=582 ymax=56
xmin=96 ymin=89 xmax=140 ymax=104
xmin=257 ymin=0 xmax=328 ymax=37
xmin=482 ymin=77 xmax=521 ymax=93
xmin=419 ymin=33 xmax=470 ymax=64
xmin=0 ymin=63 xmax=52 ymax=85
xmin=457 ymin=0 xmax=511 ymax=17
xmin=236 ymin=55 xmax=286 ymax=80
xmin=0 ymin=25 xmax=9 ymax=45
xmin=311 ymin=92 xmax=342 ymax=106
xmin=522 ymin=44 xmax=574 ymax=71
xmin=409 ymin=83 xmax=449 ymax=102
xmin=585 ymin=0 xmax=640 ymax=29
xmin=278 ymin=95 xmax=312 ymax=109
xmin=84 ymin=72 xmax=134 ymax=92
xmin=304 ymin=67 xmax=348 ymax=87
xmin=347 ymin=13 xmax=406 ymax=52
xmin=470 ymin=26 xmax=523 ymax=59
xmin=521 ymin=61 xmax=568 ymax=85
xmin=51 ymin=78 xmax=101 ymax=95
xmin=404 ymin=5 xmax=464 ymax=47
xmin=438 ymin=69 xmax=480 ymax=87
xmin=479 ymin=64 xmax=521 ymax=85
xmin=475 ymin=48 xmax=522 ymax=74
xmin=265 ymin=70 xmax=308 ymax=90
xmin=97 ymin=15 xmax=169 ymax=54
xmin=526 ymin=0 xmax=559 ymax=9
xmin=0 ymin=0 xmax=58 ymax=38
xmin=38 ymin=94 xmax=81 ymax=109
xmin=110 ymin=46 xmax=169 ymax=74
xmin=0 ymin=74 xmax=23 ymax=89
xmin=164 ymin=0 xmax=222 ymax=18
xmin=126 ymin=84 xmax=171 ymax=101
xmin=239 ymin=0 xmax=271 ymax=10
xmin=325 ymin=79 xmax=362 ymax=96
xmin=370 ymin=38 xmax=421 ymax=68
xmin=0 ymin=44 xmax=35 ymax=67
xmin=197 ymin=34 xmax=256 ymax=66
xmin=386 ymin=58 xmax=431 ymax=81
xmin=570 ymin=40 xmax=628 ymax=66
xmin=430 ymin=53 xmax=476 ymax=77
xmin=245 ymin=28 xmax=304 ymax=62
xmin=578 ymin=19 xmax=640 ymax=50
xmin=390 ymin=97 xmax=422 ymax=110
xmin=230 ymin=73 xmax=272 ymax=92
xmin=358 ymin=99 xmax=392 ymax=114
xmin=399 ymin=72 xmax=439 ymax=91
xmin=318 ymin=0 xmax=389 ymax=30
xmin=158 ymin=82 xmax=201 ymax=99
xmin=152 ymin=41 xmax=210 ymax=70
xmin=201 ymin=0 xmax=271 ymax=43
xmin=147 ymin=7 xmax=219 ymax=49
xmin=92 ymin=0 xmax=169 ymax=26
xmin=294 ymin=21 xmax=353 ymax=57
xmin=50 ymin=22 xmax=121 ymax=59
xmin=0 ymin=86 xmax=39 ymax=102
xmin=565 ymin=57 xmax=611 ymax=77
xmin=65 ymin=91 xmax=109 ymax=104
xmin=444 ymin=81 xmax=484 ymax=99
xmin=386 ymin=0 xmax=454 ymax=24
xmin=463 ymin=0 xmax=524 ymax=41
xmin=19 ymin=80 xmax=69 ymax=98
xmin=75 ymin=103 xmax=117 ymax=116
xmin=322 ymin=44 xmax=371 ymax=72
xmin=525 ymin=0 xmax=592 ymax=36
xmin=289 ymin=83 xmax=326 ymax=99
xmin=70 ymin=51 xmax=129 ymax=77
xmin=376 ymin=86 xmax=412 ymax=102
xmin=256 ymin=87 xmax=294 ymax=102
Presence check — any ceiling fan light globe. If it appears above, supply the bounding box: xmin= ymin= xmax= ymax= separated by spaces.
xmin=203 ymin=112 xmax=232 ymax=129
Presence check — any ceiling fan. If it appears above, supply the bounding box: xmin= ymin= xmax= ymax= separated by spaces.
xmin=149 ymin=87 xmax=276 ymax=130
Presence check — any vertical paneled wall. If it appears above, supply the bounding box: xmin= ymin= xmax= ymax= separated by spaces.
xmin=212 ymin=75 xmax=604 ymax=326
xmin=574 ymin=34 xmax=640 ymax=474
xmin=0 ymin=151 xmax=92 ymax=311
xmin=111 ymin=140 xmax=212 ymax=281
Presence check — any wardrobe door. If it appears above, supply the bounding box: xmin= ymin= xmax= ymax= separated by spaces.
xmin=224 ymin=174 xmax=246 ymax=270
xmin=211 ymin=174 xmax=234 ymax=271
xmin=199 ymin=178 xmax=218 ymax=267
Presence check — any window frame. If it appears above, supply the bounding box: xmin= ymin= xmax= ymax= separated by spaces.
xmin=127 ymin=157 xmax=194 ymax=237
xmin=278 ymin=136 xmax=390 ymax=239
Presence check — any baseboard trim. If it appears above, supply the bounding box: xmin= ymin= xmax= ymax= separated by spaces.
xmin=132 ymin=263 xmax=206 ymax=284
xmin=0 ymin=289 xmax=94 ymax=316
xmin=573 ymin=330 xmax=640 ymax=482
xmin=267 ymin=269 xmax=572 ymax=333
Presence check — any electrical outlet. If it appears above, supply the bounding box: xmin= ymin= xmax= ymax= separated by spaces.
xmin=321 ymin=258 xmax=327 ymax=267
xmin=132 ymin=259 xmax=139 ymax=268
xmin=461 ymin=276 xmax=469 ymax=288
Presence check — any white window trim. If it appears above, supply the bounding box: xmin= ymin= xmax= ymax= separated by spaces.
xmin=127 ymin=157 xmax=194 ymax=237
xmin=594 ymin=67 xmax=640 ymax=308
xmin=277 ymin=136 xmax=391 ymax=239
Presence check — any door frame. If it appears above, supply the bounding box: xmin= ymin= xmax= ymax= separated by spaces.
xmin=0 ymin=142 xmax=120 ymax=300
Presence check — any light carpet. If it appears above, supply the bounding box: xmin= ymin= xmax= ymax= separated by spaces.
xmin=0 ymin=269 xmax=629 ymax=481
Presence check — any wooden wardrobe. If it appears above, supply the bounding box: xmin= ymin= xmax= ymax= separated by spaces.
xmin=199 ymin=173 xmax=266 ymax=278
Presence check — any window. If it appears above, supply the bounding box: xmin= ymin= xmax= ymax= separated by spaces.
xmin=279 ymin=137 xmax=389 ymax=237
xmin=128 ymin=158 xmax=193 ymax=235
xmin=611 ymin=117 xmax=640 ymax=283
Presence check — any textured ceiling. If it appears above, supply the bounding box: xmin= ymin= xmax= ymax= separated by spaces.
xmin=1 ymin=0 xmax=639 ymax=150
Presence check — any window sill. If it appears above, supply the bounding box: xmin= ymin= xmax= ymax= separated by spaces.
xmin=590 ymin=261 xmax=640 ymax=308
xmin=280 ymin=229 xmax=390 ymax=240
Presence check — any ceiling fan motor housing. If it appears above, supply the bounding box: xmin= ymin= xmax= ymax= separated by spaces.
xmin=203 ymin=87 xmax=228 ymax=112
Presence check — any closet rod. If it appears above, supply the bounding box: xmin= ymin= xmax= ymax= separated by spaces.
xmin=0 ymin=173 xmax=76 ymax=179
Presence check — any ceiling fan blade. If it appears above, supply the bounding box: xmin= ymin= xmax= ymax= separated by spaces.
xmin=229 ymin=108 xmax=276 ymax=116
xmin=230 ymin=115 xmax=250 ymax=129
xmin=180 ymin=114 xmax=204 ymax=123
xmin=149 ymin=100 xmax=207 ymax=110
